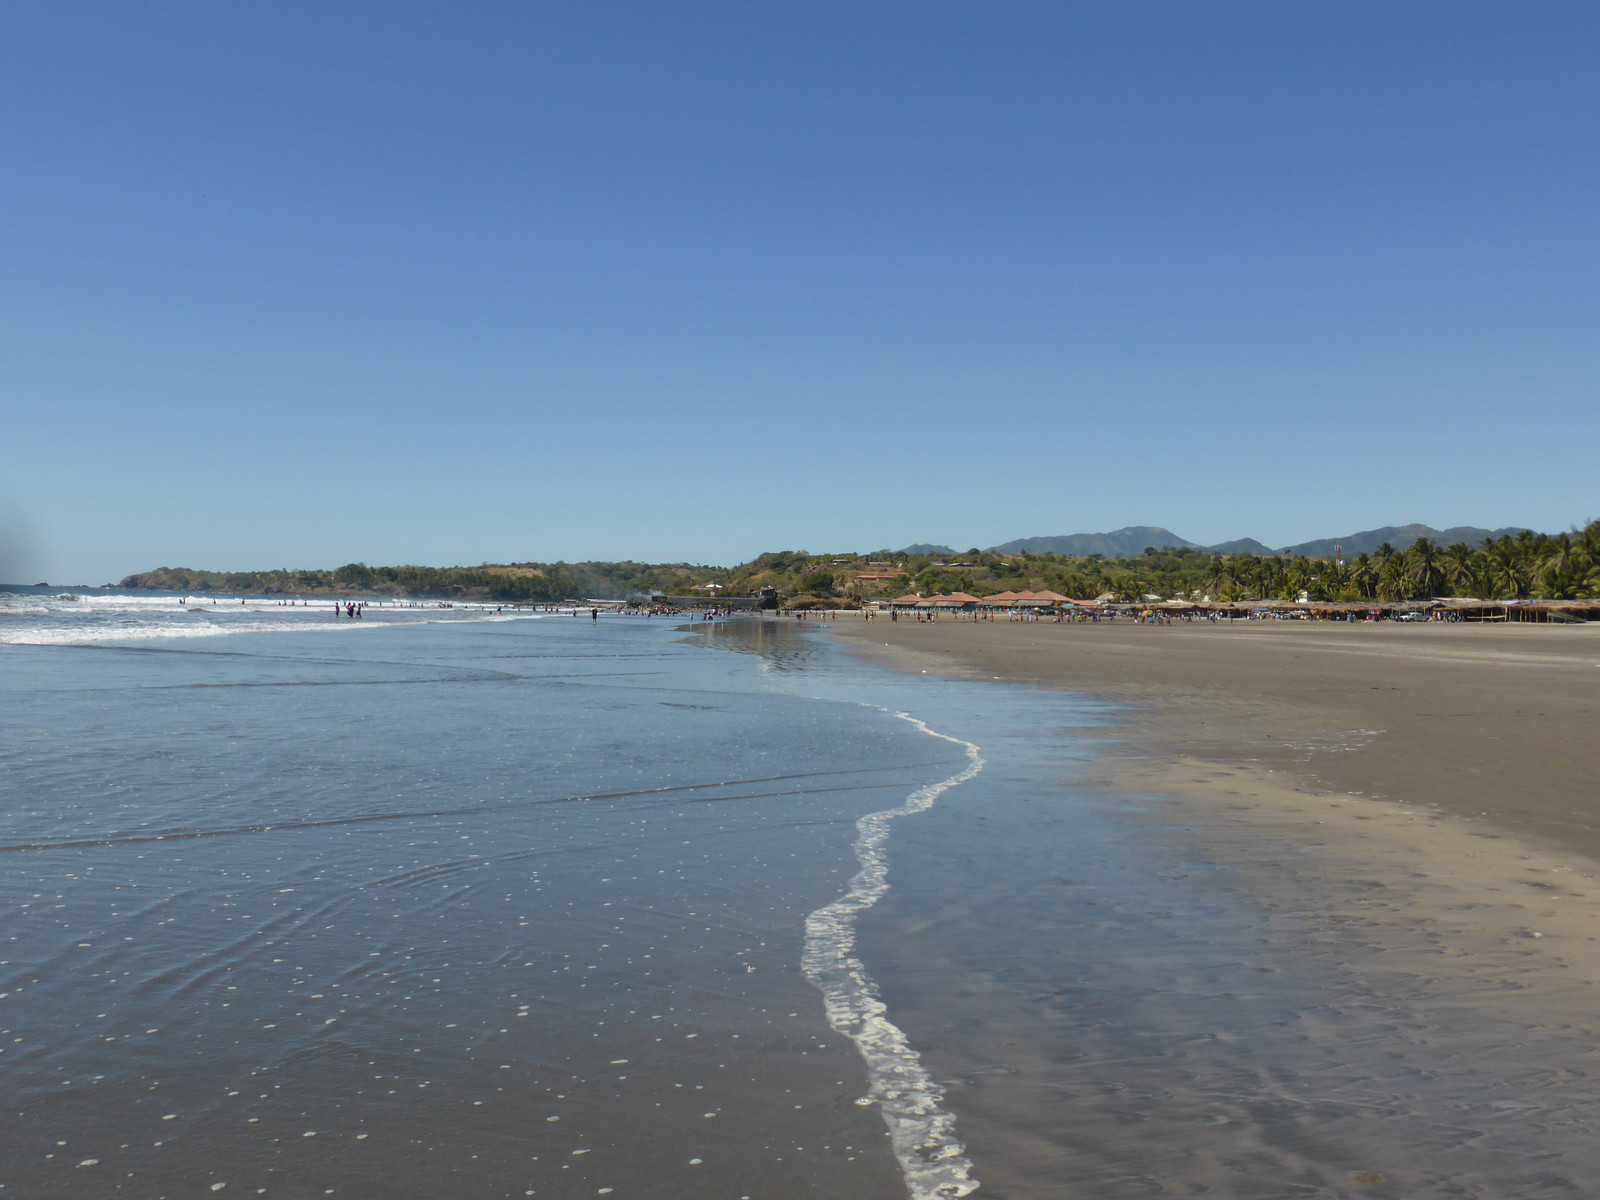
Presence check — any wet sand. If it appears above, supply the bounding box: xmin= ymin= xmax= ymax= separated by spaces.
xmin=821 ymin=617 xmax=1600 ymax=1196
xmin=826 ymin=618 xmax=1600 ymax=863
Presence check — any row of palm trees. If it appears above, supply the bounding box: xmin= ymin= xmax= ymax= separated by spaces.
xmin=1200 ymin=523 xmax=1600 ymax=603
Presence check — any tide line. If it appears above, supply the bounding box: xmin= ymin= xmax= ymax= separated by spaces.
xmin=802 ymin=712 xmax=984 ymax=1200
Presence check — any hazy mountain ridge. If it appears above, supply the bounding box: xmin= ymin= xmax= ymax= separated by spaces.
xmin=905 ymin=524 xmax=1536 ymax=560
xmin=989 ymin=527 xmax=1198 ymax=557
xmin=1277 ymin=525 xmax=1531 ymax=559
xmin=1203 ymin=538 xmax=1277 ymax=556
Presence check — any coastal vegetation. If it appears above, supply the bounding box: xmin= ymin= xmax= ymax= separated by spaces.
xmin=118 ymin=561 xmax=716 ymax=604
xmin=120 ymin=521 xmax=1600 ymax=605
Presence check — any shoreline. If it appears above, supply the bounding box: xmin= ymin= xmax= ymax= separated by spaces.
xmin=815 ymin=614 xmax=1600 ymax=1195
xmin=821 ymin=617 xmax=1600 ymax=866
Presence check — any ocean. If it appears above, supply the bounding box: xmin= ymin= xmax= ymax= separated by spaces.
xmin=4 ymin=588 xmax=1600 ymax=1199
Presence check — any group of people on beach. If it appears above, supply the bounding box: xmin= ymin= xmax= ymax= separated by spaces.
xmin=335 ymin=602 xmax=366 ymax=618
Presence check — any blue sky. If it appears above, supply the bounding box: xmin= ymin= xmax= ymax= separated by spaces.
xmin=4 ymin=1 xmax=1596 ymax=583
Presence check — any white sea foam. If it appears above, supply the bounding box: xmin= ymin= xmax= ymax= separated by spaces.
xmin=802 ymin=712 xmax=984 ymax=1200
xmin=0 ymin=591 xmax=541 ymax=645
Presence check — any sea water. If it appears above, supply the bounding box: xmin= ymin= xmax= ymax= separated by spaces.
xmin=1 ymin=593 xmax=980 ymax=1199
xmin=5 ymin=591 xmax=1600 ymax=1199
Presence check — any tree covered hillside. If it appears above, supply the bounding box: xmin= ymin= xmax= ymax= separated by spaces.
xmin=119 ymin=560 xmax=717 ymax=603
xmin=120 ymin=521 xmax=1600 ymax=604
xmin=730 ymin=525 xmax=1600 ymax=603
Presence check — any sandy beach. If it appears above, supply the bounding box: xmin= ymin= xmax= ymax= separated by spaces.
xmin=826 ymin=617 xmax=1600 ymax=863
xmin=814 ymin=615 xmax=1600 ymax=1195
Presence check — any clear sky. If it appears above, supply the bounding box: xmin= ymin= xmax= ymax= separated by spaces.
xmin=4 ymin=1 xmax=1596 ymax=583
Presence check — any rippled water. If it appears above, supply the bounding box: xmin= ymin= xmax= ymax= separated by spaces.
xmin=6 ymin=594 xmax=1600 ymax=1199
xmin=1 ymin=608 xmax=977 ymax=1199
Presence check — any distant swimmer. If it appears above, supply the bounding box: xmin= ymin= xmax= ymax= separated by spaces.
xmin=591 ymin=607 xmax=599 ymax=621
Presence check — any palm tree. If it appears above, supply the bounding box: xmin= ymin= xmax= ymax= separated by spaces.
xmin=1285 ymin=556 xmax=1315 ymax=599
xmin=1444 ymin=543 xmax=1479 ymax=597
xmin=1318 ymin=556 xmax=1349 ymax=599
xmin=1230 ymin=555 xmax=1260 ymax=598
xmin=1369 ymin=541 xmax=1398 ymax=597
xmin=1576 ymin=520 xmax=1600 ymax=568
xmin=1206 ymin=556 xmax=1236 ymax=600
xmin=1056 ymin=571 xmax=1093 ymax=599
xmin=1348 ymin=553 xmax=1376 ymax=600
xmin=1540 ymin=533 xmax=1576 ymax=577
xmin=1408 ymin=538 xmax=1446 ymax=599
xmin=1483 ymin=539 xmax=1531 ymax=599
xmin=1534 ymin=534 xmax=1584 ymax=599
xmin=1254 ymin=557 xmax=1284 ymax=601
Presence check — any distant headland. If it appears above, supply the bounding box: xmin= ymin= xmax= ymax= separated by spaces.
xmin=118 ymin=519 xmax=1599 ymax=606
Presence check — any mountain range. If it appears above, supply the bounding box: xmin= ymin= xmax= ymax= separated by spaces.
xmin=906 ymin=524 xmax=1534 ymax=561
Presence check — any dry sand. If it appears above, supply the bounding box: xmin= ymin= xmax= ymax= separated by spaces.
xmin=826 ymin=617 xmax=1600 ymax=863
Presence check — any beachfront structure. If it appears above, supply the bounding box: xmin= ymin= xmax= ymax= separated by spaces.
xmin=982 ymin=589 xmax=1073 ymax=609
xmin=1129 ymin=598 xmax=1600 ymax=622
xmin=880 ymin=592 xmax=980 ymax=612
xmin=925 ymin=592 xmax=982 ymax=611
xmin=865 ymin=591 xmax=1600 ymax=622
xmin=875 ymin=590 xmax=1095 ymax=614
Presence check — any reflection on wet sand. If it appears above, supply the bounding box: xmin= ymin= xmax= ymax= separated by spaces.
xmin=817 ymin=617 xmax=1600 ymax=1197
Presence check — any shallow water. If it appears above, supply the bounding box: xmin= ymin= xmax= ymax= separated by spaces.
xmin=5 ymin=602 xmax=1600 ymax=1199
xmin=1 ymin=612 xmax=975 ymax=1198
xmin=769 ymin=630 xmax=1600 ymax=1199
